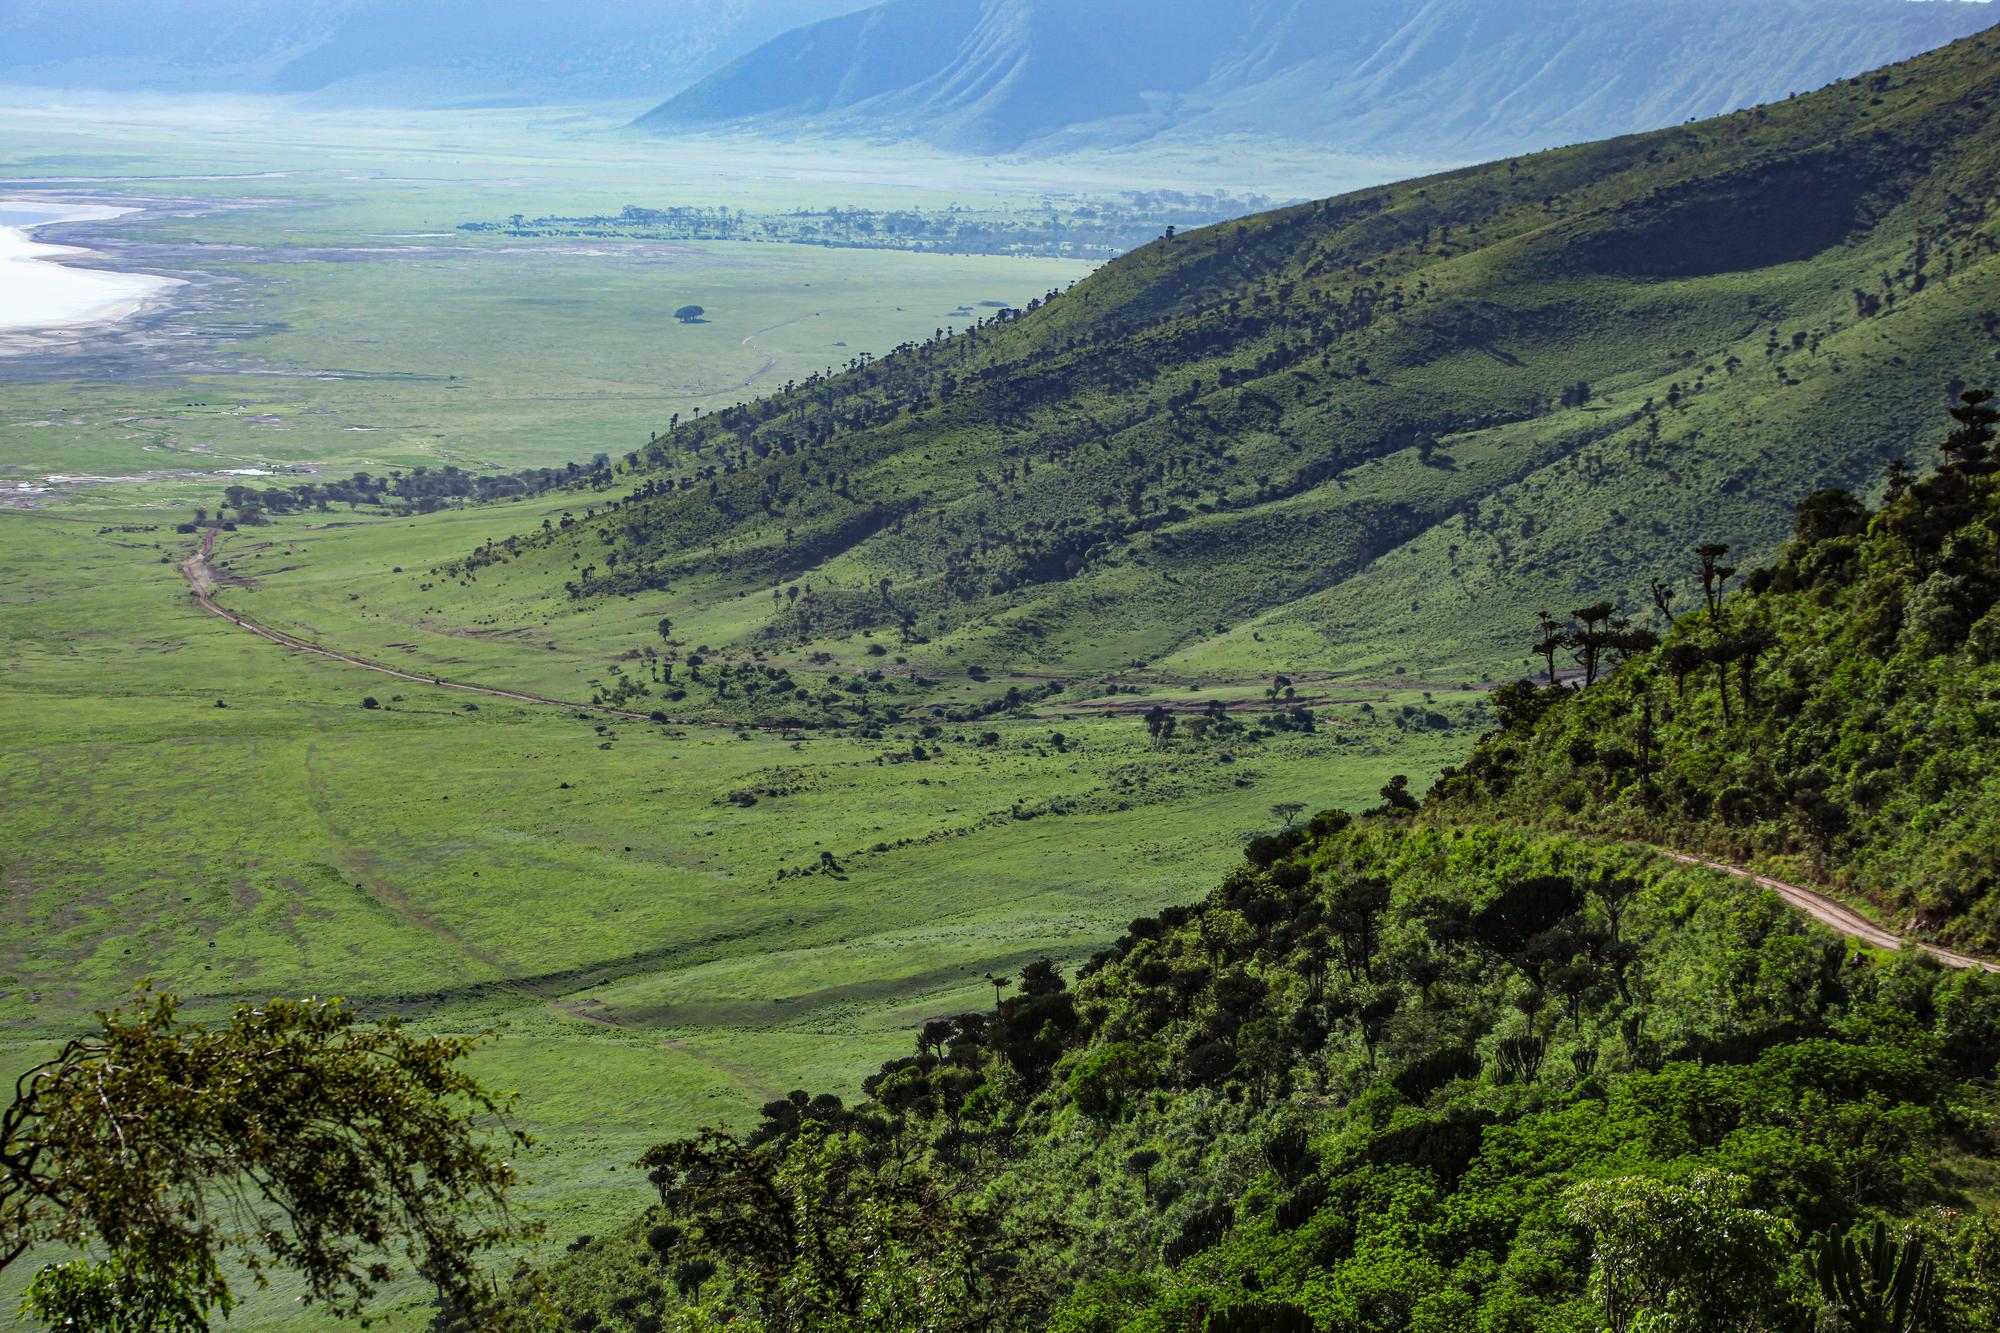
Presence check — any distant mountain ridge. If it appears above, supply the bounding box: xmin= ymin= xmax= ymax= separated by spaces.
xmin=0 ymin=0 xmax=873 ymax=105
xmin=639 ymin=0 xmax=2000 ymax=156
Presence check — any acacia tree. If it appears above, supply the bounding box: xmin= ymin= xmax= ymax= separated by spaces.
xmin=1 ymin=988 xmax=537 ymax=1329
xmin=1648 ymin=576 xmax=1678 ymax=625
xmin=1532 ymin=610 xmax=1566 ymax=684
xmin=1943 ymin=387 xmax=1997 ymax=474
xmin=1567 ymin=601 xmax=1620 ymax=685
xmin=1696 ymin=543 xmax=1736 ymax=616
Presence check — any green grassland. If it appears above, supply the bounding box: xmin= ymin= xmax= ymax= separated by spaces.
xmin=0 ymin=103 xmax=1461 ymax=1323
xmin=0 ymin=496 xmax=1474 ymax=1326
xmin=0 ymin=225 xmax=1092 ymax=487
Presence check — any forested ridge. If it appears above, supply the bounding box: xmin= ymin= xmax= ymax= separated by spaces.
xmin=1432 ymin=392 xmax=2000 ymax=952
xmin=512 ymin=405 xmax=2000 ymax=1329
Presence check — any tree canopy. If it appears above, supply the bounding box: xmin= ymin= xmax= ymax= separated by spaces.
xmin=1 ymin=988 xmax=537 ymax=1328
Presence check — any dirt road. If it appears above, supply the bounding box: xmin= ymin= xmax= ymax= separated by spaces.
xmin=173 ymin=534 xmax=1999 ymax=975
xmin=180 ymin=528 xmax=674 ymax=723
xmin=1657 ymin=849 xmax=1998 ymax=972
xmin=697 ymin=312 xmax=817 ymax=399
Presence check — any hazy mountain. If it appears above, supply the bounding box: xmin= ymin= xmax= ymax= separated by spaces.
xmin=0 ymin=0 xmax=874 ymax=105
xmin=639 ymin=0 xmax=1999 ymax=156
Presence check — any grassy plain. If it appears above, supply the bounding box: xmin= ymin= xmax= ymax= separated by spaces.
xmin=0 ymin=99 xmax=1163 ymax=492
xmin=0 ymin=101 xmax=1472 ymax=1324
xmin=0 ymin=484 xmax=1473 ymax=1325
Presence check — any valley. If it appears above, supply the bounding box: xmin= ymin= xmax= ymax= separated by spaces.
xmin=0 ymin=99 xmax=1402 ymax=1327
xmin=2 ymin=10 xmax=1999 ymax=1331
xmin=0 ymin=493 xmax=1473 ymax=1324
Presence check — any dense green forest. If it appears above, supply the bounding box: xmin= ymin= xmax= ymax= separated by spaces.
xmin=509 ymin=410 xmax=2000 ymax=1329
xmin=383 ymin=24 xmax=2000 ymax=707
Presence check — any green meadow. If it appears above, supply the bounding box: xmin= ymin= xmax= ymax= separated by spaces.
xmin=0 ymin=99 xmax=1141 ymax=492
xmin=0 ymin=489 xmax=1471 ymax=1324
xmin=0 ymin=103 xmax=1465 ymax=1323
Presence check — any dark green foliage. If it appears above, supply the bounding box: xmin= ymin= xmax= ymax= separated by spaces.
xmin=1431 ymin=393 xmax=2000 ymax=948
xmin=532 ymin=815 xmax=2000 ymax=1330
xmin=1202 ymin=1300 xmax=1313 ymax=1333
xmin=2 ymin=989 xmax=534 ymax=1328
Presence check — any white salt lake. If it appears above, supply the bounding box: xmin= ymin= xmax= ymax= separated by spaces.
xmin=0 ymin=200 xmax=182 ymax=333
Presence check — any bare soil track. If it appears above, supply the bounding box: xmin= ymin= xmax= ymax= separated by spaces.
xmin=1657 ymin=850 xmax=1998 ymax=973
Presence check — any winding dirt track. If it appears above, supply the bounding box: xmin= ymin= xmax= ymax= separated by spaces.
xmin=1656 ymin=850 xmax=1999 ymax=972
xmin=179 ymin=532 xmax=1997 ymax=973
xmin=180 ymin=528 xmax=670 ymax=723
xmin=696 ymin=313 xmax=816 ymax=399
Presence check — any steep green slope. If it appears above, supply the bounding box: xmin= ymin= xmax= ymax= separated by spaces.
xmin=392 ymin=25 xmax=2000 ymax=714
xmin=1430 ymin=393 xmax=2000 ymax=950
xmin=524 ymin=819 xmax=2000 ymax=1331
xmin=509 ymin=432 xmax=2000 ymax=1329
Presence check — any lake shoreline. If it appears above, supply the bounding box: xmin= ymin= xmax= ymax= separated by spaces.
xmin=0 ymin=199 xmax=185 ymax=350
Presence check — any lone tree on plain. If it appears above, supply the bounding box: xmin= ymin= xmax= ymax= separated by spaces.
xmin=0 ymin=987 xmax=536 ymax=1329
xmin=1270 ymin=802 xmax=1306 ymax=828
xmin=674 ymin=305 xmax=706 ymax=324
